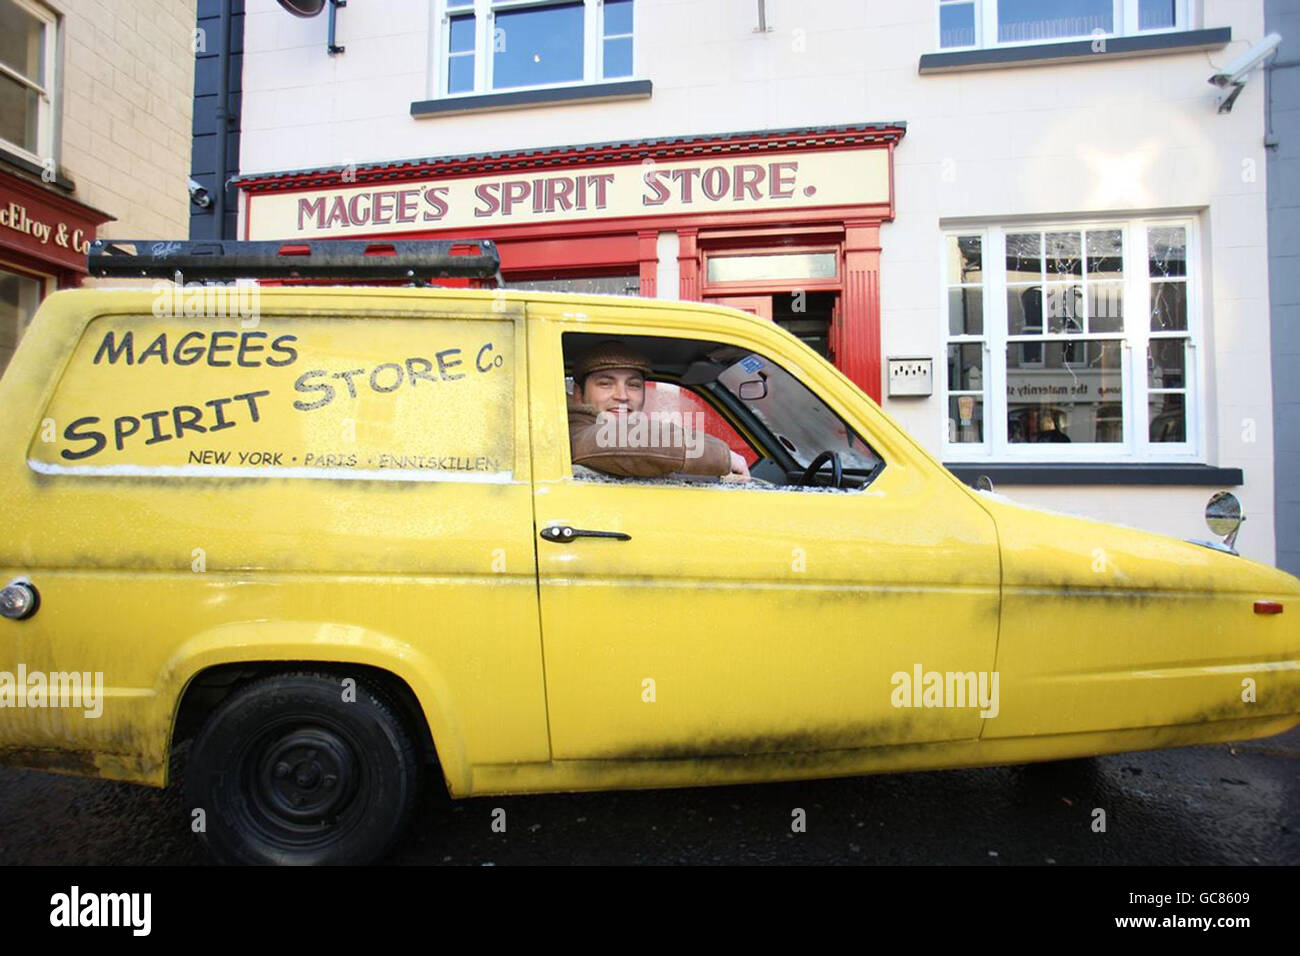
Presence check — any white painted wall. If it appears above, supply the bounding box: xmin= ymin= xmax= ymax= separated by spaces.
xmin=237 ymin=0 xmax=1277 ymax=563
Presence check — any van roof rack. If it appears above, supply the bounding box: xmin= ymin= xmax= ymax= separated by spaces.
xmin=87 ymin=239 xmax=502 ymax=284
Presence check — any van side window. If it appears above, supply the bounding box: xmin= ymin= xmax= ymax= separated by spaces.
xmin=563 ymin=331 xmax=882 ymax=492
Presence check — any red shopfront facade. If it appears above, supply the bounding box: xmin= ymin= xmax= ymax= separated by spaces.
xmin=236 ymin=124 xmax=903 ymax=401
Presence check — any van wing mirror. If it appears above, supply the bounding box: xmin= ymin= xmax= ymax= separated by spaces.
xmin=1205 ymin=491 xmax=1245 ymax=548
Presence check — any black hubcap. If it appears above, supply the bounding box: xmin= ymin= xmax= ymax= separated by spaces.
xmin=256 ymin=727 xmax=357 ymax=824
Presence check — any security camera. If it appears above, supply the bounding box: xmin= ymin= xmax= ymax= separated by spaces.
xmin=1208 ymin=33 xmax=1282 ymax=113
xmin=187 ymin=177 xmax=212 ymax=209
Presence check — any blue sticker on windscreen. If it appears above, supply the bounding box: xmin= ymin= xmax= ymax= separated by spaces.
xmin=739 ymin=355 xmax=764 ymax=374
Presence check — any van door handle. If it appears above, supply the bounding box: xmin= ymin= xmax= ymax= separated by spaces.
xmin=539 ymin=525 xmax=631 ymax=543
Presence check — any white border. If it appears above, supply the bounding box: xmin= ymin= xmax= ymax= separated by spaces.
xmin=27 ymin=461 xmax=517 ymax=483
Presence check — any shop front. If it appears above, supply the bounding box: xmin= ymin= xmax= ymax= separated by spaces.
xmin=235 ymin=124 xmax=903 ymax=401
xmin=0 ymin=170 xmax=112 ymax=376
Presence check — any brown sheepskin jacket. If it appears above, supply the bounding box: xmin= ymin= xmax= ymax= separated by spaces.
xmin=567 ymin=396 xmax=733 ymax=478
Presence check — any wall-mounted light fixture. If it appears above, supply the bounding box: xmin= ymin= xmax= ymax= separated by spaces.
xmin=276 ymin=0 xmax=347 ymax=56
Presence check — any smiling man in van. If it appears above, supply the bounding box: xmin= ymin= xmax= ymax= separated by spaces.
xmin=567 ymin=340 xmax=750 ymax=480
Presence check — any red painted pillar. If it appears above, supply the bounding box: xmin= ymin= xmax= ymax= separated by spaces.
xmin=637 ymin=230 xmax=657 ymax=298
xmin=840 ymin=220 xmax=883 ymax=403
xmin=677 ymin=228 xmax=700 ymax=300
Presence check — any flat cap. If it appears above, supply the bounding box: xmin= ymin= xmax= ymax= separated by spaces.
xmin=573 ymin=340 xmax=653 ymax=381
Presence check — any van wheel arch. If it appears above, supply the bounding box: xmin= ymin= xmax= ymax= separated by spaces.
xmin=170 ymin=662 xmax=444 ymax=791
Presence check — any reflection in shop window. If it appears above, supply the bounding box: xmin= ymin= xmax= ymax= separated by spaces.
xmin=0 ymin=268 xmax=43 ymax=378
xmin=946 ymin=234 xmax=985 ymax=443
xmin=944 ymin=220 xmax=1198 ymax=458
xmin=1147 ymin=226 xmax=1189 ymax=443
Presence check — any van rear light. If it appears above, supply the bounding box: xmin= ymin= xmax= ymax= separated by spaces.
xmin=1254 ymin=601 xmax=1283 ymax=615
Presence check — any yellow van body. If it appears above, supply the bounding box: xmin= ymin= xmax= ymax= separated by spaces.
xmin=0 ymin=286 xmax=1297 ymax=805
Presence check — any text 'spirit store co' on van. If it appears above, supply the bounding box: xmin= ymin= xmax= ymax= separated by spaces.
xmin=232 ymin=124 xmax=902 ymax=402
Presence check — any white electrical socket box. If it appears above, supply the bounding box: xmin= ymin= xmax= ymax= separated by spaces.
xmin=887 ymin=357 xmax=933 ymax=397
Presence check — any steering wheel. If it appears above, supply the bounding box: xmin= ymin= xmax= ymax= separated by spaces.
xmin=799 ymin=450 xmax=843 ymax=488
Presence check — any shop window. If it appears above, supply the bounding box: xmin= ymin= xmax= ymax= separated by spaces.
xmin=0 ymin=0 xmax=58 ymax=164
xmin=0 ymin=266 xmax=43 ymax=378
xmin=938 ymin=0 xmax=1188 ymax=50
xmin=439 ymin=0 xmax=634 ymax=97
xmin=943 ymin=219 xmax=1200 ymax=460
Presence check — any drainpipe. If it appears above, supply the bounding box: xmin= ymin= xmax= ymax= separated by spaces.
xmin=213 ymin=0 xmax=232 ymax=236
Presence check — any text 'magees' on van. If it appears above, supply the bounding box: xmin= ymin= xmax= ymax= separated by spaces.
xmin=0 ymin=238 xmax=1296 ymax=865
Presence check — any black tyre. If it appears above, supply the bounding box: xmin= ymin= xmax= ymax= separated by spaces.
xmin=185 ymin=671 xmax=421 ymax=865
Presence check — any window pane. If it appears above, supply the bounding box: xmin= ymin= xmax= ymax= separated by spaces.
xmin=1138 ymin=0 xmax=1176 ymax=30
xmin=1148 ymin=227 xmax=1187 ymax=277
xmin=0 ymin=71 xmax=39 ymax=153
xmin=449 ymin=15 xmax=475 ymax=53
xmin=1018 ymin=341 xmax=1043 ymax=365
xmin=1150 ymin=281 xmax=1187 ymax=331
xmin=1005 ymin=233 xmax=1042 ymax=282
xmin=1045 ymin=284 xmax=1083 ymax=333
xmin=998 ymin=0 xmax=1113 ymax=43
xmin=1007 ymin=285 xmax=1042 ymax=335
xmin=493 ymin=2 xmax=584 ymax=90
xmin=448 ymin=54 xmax=475 ymax=93
xmin=1006 ymin=339 xmax=1123 ymax=443
xmin=940 ymin=2 xmax=976 ymax=48
xmin=946 ymin=235 xmax=983 ymax=284
xmin=1148 ymin=338 xmax=1186 ymax=388
xmin=1088 ymin=282 xmax=1124 ymax=332
xmin=604 ymin=0 xmax=633 ymax=36
xmin=949 ymin=395 xmax=984 ymax=443
xmin=1086 ymin=229 xmax=1123 ymax=278
xmin=447 ymin=0 xmax=474 ymax=7
xmin=707 ymin=253 xmax=837 ymax=283
xmin=603 ymin=36 xmax=632 ymax=78
xmin=1149 ymin=394 xmax=1185 ymax=443
xmin=948 ymin=287 xmax=984 ymax=335
xmin=948 ymin=342 xmax=983 ymax=390
xmin=1046 ymin=339 xmax=1086 ymax=367
xmin=0 ymin=1 xmax=45 ymax=84
xmin=1045 ymin=231 xmax=1082 ymax=278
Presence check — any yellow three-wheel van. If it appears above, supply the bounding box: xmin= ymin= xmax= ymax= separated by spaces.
xmin=0 ymin=239 xmax=1296 ymax=864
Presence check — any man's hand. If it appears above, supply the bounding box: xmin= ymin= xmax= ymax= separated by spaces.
xmin=728 ymin=451 xmax=751 ymax=480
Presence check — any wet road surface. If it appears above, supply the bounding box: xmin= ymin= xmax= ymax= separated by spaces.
xmin=0 ymin=727 xmax=1295 ymax=865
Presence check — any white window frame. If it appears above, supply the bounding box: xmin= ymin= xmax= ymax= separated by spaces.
xmin=435 ymin=0 xmax=636 ymax=98
xmin=0 ymin=0 xmax=58 ymax=166
xmin=941 ymin=217 xmax=1204 ymax=463
xmin=937 ymin=0 xmax=1195 ymax=51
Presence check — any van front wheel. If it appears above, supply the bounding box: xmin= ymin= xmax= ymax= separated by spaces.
xmin=185 ymin=672 xmax=421 ymax=865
